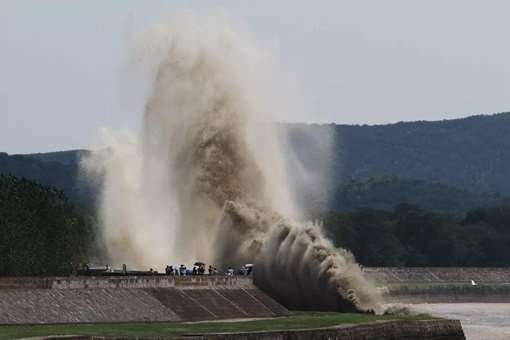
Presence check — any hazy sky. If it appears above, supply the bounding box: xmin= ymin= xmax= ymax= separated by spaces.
xmin=2 ymin=1 xmax=509 ymax=153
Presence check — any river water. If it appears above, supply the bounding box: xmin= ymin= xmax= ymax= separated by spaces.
xmin=413 ymin=303 xmax=510 ymax=340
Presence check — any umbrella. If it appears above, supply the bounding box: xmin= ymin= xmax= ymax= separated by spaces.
xmin=244 ymin=264 xmax=254 ymax=267
xmin=194 ymin=262 xmax=205 ymax=266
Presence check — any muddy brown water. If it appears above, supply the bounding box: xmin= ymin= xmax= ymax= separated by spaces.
xmin=412 ymin=303 xmax=510 ymax=340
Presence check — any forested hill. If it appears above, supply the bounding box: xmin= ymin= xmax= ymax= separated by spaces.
xmin=331 ymin=176 xmax=509 ymax=216
xmin=4 ymin=113 xmax=510 ymax=270
xmin=3 ymin=111 xmax=510 ymax=208
xmin=0 ymin=175 xmax=98 ymax=275
xmin=0 ymin=151 xmax=93 ymax=204
xmin=29 ymin=150 xmax=90 ymax=165
xmin=289 ymin=111 xmax=510 ymax=195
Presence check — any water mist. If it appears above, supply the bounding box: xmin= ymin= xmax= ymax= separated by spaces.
xmin=83 ymin=16 xmax=382 ymax=313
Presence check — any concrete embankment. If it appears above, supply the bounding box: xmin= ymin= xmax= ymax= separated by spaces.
xmin=0 ymin=276 xmax=289 ymax=324
xmin=383 ymin=284 xmax=510 ymax=303
xmin=364 ymin=267 xmax=510 ymax=303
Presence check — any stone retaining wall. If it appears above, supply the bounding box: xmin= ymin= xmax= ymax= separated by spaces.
xmin=383 ymin=284 xmax=510 ymax=303
xmin=0 ymin=276 xmax=289 ymax=324
xmin=0 ymin=276 xmax=252 ymax=290
xmin=364 ymin=267 xmax=510 ymax=284
xmin=365 ymin=267 xmax=510 ymax=303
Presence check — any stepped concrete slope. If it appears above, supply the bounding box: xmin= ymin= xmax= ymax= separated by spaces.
xmin=0 ymin=276 xmax=290 ymax=324
xmin=364 ymin=267 xmax=510 ymax=283
xmin=365 ymin=267 xmax=510 ymax=303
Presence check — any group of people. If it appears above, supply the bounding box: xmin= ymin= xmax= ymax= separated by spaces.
xmin=226 ymin=264 xmax=253 ymax=276
xmin=76 ymin=262 xmax=253 ymax=277
xmin=164 ymin=263 xmax=218 ymax=276
xmin=164 ymin=263 xmax=253 ymax=276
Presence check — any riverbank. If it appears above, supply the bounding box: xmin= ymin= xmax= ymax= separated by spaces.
xmin=364 ymin=267 xmax=510 ymax=303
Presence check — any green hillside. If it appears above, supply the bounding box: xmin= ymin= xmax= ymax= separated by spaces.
xmin=3 ymin=112 xmax=510 ymax=269
xmin=0 ymin=152 xmax=94 ymax=205
xmin=0 ymin=175 xmax=98 ymax=275
xmin=4 ymin=112 xmax=510 ymax=213
xmin=289 ymin=111 xmax=510 ymax=195
xmin=331 ymin=175 xmax=509 ymax=215
xmin=324 ymin=204 xmax=510 ymax=267
xmin=29 ymin=149 xmax=90 ymax=165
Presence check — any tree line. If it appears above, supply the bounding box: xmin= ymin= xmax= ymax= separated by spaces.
xmin=1 ymin=173 xmax=509 ymax=276
xmin=324 ymin=203 xmax=510 ymax=267
xmin=0 ymin=175 xmax=98 ymax=276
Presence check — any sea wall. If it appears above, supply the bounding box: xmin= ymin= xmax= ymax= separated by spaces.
xmin=0 ymin=275 xmax=253 ymax=289
xmin=383 ymin=284 xmax=510 ymax=303
xmin=364 ymin=267 xmax=510 ymax=284
xmin=0 ymin=276 xmax=289 ymax=324
xmin=365 ymin=267 xmax=510 ymax=303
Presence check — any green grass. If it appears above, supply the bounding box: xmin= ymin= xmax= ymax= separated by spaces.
xmin=0 ymin=312 xmax=435 ymax=339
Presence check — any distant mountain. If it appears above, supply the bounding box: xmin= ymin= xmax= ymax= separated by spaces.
xmin=0 ymin=152 xmax=93 ymax=205
xmin=288 ymin=111 xmax=510 ymax=195
xmin=29 ymin=150 xmax=90 ymax=166
xmin=3 ymin=111 xmax=510 ymax=212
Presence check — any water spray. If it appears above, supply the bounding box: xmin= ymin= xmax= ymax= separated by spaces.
xmin=83 ymin=15 xmax=382 ymax=313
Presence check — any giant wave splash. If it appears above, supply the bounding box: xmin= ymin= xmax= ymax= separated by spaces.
xmin=84 ymin=16 xmax=382 ymax=313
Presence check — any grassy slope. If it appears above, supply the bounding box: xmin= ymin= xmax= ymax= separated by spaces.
xmin=0 ymin=312 xmax=434 ymax=339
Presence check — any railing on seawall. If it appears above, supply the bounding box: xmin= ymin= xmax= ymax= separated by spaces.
xmin=0 ymin=275 xmax=255 ymax=290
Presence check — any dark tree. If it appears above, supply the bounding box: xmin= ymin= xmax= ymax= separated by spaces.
xmin=0 ymin=175 xmax=97 ymax=276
